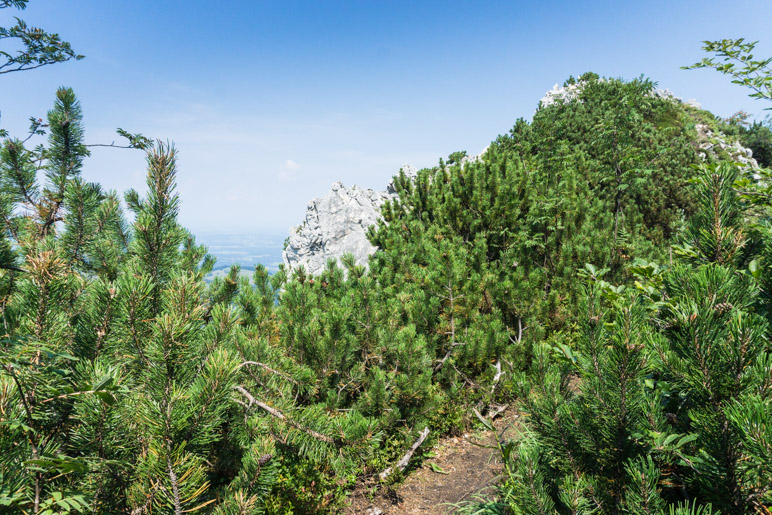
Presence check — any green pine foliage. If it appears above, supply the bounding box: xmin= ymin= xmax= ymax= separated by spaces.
xmin=1 ymin=70 xmax=770 ymax=513
xmin=366 ymin=75 xmax=703 ymax=422
xmin=484 ymin=163 xmax=771 ymax=514
xmin=0 ymin=91 xmax=280 ymax=513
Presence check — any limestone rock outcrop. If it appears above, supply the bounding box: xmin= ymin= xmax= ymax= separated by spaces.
xmin=695 ymin=123 xmax=759 ymax=169
xmin=386 ymin=163 xmax=417 ymax=194
xmin=539 ymin=80 xmax=702 ymax=110
xmin=282 ymin=181 xmax=394 ymax=276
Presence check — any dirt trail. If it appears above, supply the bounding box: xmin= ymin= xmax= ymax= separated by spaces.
xmin=345 ymin=412 xmax=520 ymax=514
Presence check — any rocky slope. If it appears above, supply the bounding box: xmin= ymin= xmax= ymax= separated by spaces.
xmin=695 ymin=123 xmax=759 ymax=169
xmin=541 ymin=81 xmax=759 ymax=168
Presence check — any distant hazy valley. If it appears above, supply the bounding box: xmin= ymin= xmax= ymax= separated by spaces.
xmin=198 ymin=231 xmax=286 ymax=281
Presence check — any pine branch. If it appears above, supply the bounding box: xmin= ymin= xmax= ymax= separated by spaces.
xmin=234 ymin=386 xmax=334 ymax=444
xmin=238 ymin=361 xmax=299 ymax=385
xmin=85 ymin=143 xmax=139 ymax=149
xmin=3 ymin=362 xmax=42 ymax=512
xmin=434 ymin=341 xmax=465 ymax=372
xmin=166 ymin=447 xmax=183 ymax=515
xmin=0 ymin=263 xmax=26 ymax=272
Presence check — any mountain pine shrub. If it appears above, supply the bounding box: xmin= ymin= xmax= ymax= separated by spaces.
xmin=481 ymin=163 xmax=771 ymax=514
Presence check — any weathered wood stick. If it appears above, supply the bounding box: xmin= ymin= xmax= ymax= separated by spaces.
xmin=379 ymin=427 xmax=430 ymax=481
xmin=490 ymin=360 xmax=502 ymax=394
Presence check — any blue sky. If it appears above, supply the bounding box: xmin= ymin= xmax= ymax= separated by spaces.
xmin=2 ymin=0 xmax=771 ymax=234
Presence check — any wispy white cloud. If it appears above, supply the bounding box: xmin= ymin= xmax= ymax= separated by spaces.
xmin=279 ymin=159 xmax=301 ymax=182
xmin=79 ymin=100 xmax=444 ymax=232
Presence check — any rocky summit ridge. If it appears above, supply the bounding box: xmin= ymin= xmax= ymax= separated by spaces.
xmin=283 ymin=84 xmax=760 ymax=277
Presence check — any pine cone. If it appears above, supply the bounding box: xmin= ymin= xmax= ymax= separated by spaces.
xmin=714 ymin=302 xmax=733 ymax=315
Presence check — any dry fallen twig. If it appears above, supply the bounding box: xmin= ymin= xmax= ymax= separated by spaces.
xmin=379 ymin=427 xmax=430 ymax=481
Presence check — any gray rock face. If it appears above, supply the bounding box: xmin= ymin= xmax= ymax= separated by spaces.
xmin=695 ymin=123 xmax=759 ymax=169
xmin=540 ymin=81 xmax=592 ymax=107
xmin=282 ymin=181 xmax=394 ymax=276
xmin=386 ymin=163 xmax=417 ymax=194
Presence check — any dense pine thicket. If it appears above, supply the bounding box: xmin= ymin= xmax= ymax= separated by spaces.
xmin=472 ymin=164 xmax=772 ymax=515
xmin=0 ymin=74 xmax=770 ymax=514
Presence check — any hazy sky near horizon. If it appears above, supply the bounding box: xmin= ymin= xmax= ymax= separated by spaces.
xmin=2 ymin=0 xmax=771 ymax=234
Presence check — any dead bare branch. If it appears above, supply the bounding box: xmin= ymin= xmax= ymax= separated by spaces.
xmin=490 ymin=360 xmax=502 ymax=395
xmin=379 ymin=427 xmax=430 ymax=481
xmin=238 ymin=361 xmax=299 ymax=385
xmin=234 ymin=385 xmax=334 ymax=444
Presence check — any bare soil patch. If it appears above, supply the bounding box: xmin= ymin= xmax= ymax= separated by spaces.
xmin=345 ymin=411 xmax=520 ymax=514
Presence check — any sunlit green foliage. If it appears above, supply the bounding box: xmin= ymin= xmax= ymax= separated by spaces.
xmin=482 ymin=163 xmax=771 ymax=514
xmin=684 ymin=38 xmax=772 ymax=105
xmin=1 ymin=68 xmax=770 ymax=514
